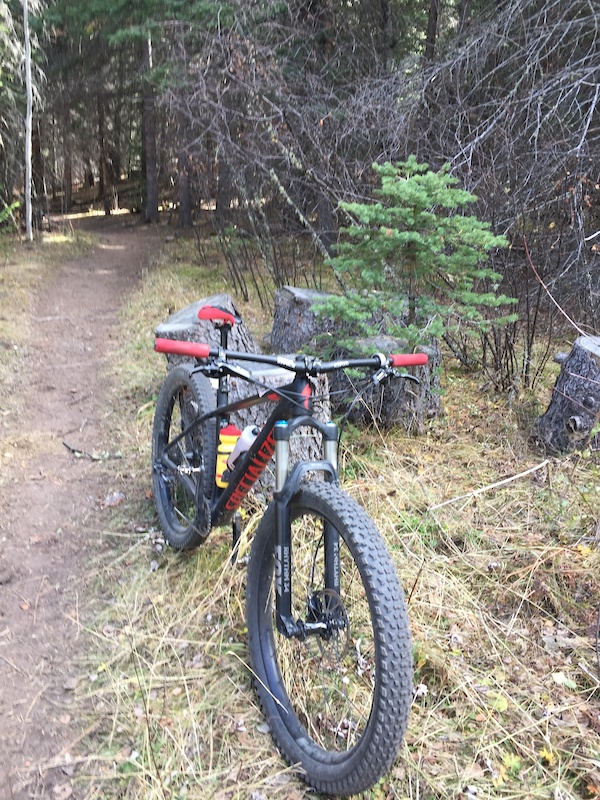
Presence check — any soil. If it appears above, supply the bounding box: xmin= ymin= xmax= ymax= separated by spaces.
xmin=0 ymin=215 xmax=160 ymax=799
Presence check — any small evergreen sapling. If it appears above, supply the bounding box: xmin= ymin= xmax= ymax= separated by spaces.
xmin=318 ymin=157 xmax=515 ymax=349
xmin=0 ymin=200 xmax=19 ymax=232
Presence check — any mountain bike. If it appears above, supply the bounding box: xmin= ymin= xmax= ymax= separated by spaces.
xmin=152 ymin=304 xmax=428 ymax=797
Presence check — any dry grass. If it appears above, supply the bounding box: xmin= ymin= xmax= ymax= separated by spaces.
xmin=342 ymin=431 xmax=599 ymax=800
xmin=76 ymin=238 xmax=600 ymax=800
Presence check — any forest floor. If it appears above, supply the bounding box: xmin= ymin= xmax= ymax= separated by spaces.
xmin=0 ymin=215 xmax=598 ymax=800
xmin=0 ymin=214 xmax=160 ymax=799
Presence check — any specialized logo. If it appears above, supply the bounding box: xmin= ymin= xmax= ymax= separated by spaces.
xmin=224 ymin=428 xmax=276 ymax=511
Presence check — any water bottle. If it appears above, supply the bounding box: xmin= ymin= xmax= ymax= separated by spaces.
xmin=227 ymin=425 xmax=259 ymax=472
xmin=216 ymin=424 xmax=241 ymax=488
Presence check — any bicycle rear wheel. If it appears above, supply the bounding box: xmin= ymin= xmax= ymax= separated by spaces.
xmin=246 ymin=481 xmax=413 ymax=796
xmin=152 ymin=366 xmax=216 ymax=549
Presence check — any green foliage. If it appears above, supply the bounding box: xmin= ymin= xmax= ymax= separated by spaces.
xmin=320 ymin=157 xmax=516 ymax=347
xmin=0 ymin=1 xmax=22 ymax=181
xmin=0 ymin=198 xmax=18 ymax=231
xmin=49 ymin=0 xmax=233 ymax=45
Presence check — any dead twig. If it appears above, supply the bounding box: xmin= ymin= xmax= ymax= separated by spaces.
xmin=429 ymin=459 xmax=549 ymax=510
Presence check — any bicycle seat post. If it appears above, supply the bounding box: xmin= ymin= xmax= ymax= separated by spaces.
xmin=216 ymin=322 xmax=232 ymax=412
xmin=219 ymin=322 xmax=231 ymax=350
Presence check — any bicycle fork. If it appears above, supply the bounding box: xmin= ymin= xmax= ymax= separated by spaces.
xmin=272 ymin=417 xmax=343 ymax=640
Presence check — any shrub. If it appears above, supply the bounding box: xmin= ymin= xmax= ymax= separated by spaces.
xmin=0 ymin=199 xmax=18 ymax=233
xmin=318 ymin=157 xmax=516 ymax=349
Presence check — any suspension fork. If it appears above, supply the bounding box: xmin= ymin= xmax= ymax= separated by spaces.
xmin=272 ymin=417 xmax=341 ymax=639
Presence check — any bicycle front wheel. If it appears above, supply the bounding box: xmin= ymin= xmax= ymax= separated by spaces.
xmin=152 ymin=366 xmax=216 ymax=549
xmin=246 ymin=481 xmax=413 ymax=797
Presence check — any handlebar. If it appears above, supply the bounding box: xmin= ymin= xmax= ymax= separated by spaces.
xmin=155 ymin=339 xmax=211 ymax=360
xmin=389 ymin=353 xmax=429 ymax=367
xmin=155 ymin=337 xmax=428 ymax=373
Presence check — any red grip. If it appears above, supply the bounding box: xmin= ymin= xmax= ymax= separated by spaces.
xmin=390 ymin=353 xmax=429 ymax=367
xmin=155 ymin=338 xmax=211 ymax=359
xmin=198 ymin=305 xmax=236 ymax=326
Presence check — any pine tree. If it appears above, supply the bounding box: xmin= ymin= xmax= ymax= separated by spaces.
xmin=318 ymin=157 xmax=515 ymax=348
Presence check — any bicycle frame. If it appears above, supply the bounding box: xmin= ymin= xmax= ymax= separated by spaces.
xmin=158 ymin=363 xmax=341 ymax=640
xmin=153 ymin=308 xmax=425 ymax=791
xmin=155 ymin=307 xmax=427 ymax=640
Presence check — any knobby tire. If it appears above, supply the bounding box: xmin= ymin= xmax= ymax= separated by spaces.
xmin=246 ymin=481 xmax=413 ymax=796
xmin=151 ymin=366 xmax=216 ymax=549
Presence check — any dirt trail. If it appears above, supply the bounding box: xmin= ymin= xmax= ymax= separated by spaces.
xmin=0 ymin=216 xmax=159 ymax=799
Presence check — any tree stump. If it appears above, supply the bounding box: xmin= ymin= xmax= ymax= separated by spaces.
xmin=535 ymin=336 xmax=600 ymax=454
xmin=269 ymin=286 xmax=333 ymax=353
xmin=155 ymin=293 xmax=328 ymax=497
xmin=329 ymin=337 xmax=441 ymax=432
xmin=270 ymin=285 xmax=441 ymax=430
xmin=227 ymin=366 xmax=331 ymax=499
xmin=155 ymin=293 xmax=259 ymax=361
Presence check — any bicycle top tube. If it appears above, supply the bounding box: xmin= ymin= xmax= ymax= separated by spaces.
xmin=154 ymin=338 xmax=429 ymax=373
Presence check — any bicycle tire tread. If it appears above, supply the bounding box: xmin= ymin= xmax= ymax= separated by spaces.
xmin=246 ymin=481 xmax=412 ymax=796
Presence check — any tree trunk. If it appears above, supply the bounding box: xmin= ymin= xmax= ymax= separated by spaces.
xmin=59 ymin=100 xmax=73 ymax=214
xmin=112 ymin=51 xmax=125 ymax=182
xmin=63 ymin=124 xmax=72 ymax=214
xmin=84 ymin=161 xmax=95 ymax=187
xmin=177 ymin=110 xmax=193 ymax=228
xmin=270 ymin=286 xmax=332 ymax=353
xmin=97 ymin=93 xmax=115 ymax=215
xmin=32 ymin=118 xmax=46 ymax=229
xmin=534 ymin=336 xmax=600 ymax=454
xmin=215 ymin=152 xmax=233 ymax=228
xmin=23 ymin=0 xmax=33 ymax=242
xmin=316 ymin=193 xmax=336 ymax=255
xmin=380 ymin=0 xmax=395 ymax=70
xmin=424 ymin=0 xmax=439 ymax=60
xmin=98 ymin=93 xmax=106 ymax=197
xmin=142 ymin=37 xmax=159 ymax=224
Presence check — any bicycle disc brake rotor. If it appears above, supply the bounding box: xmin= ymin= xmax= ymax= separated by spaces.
xmin=306 ymin=588 xmax=350 ymax=649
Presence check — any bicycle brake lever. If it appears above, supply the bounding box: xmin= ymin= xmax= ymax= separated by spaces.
xmin=373 ymin=368 xmax=421 ymax=386
xmin=397 ymin=372 xmax=420 ymax=385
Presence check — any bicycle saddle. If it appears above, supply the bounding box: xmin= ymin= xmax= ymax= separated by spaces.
xmin=198 ymin=305 xmax=240 ymax=327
